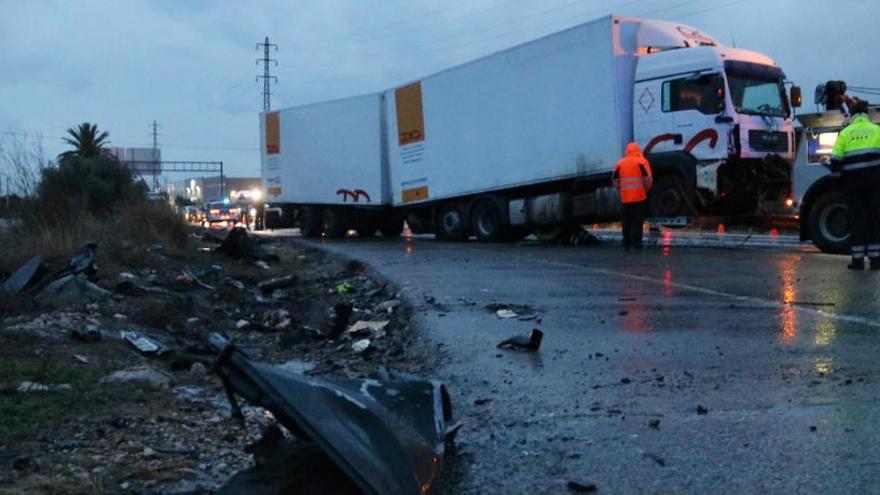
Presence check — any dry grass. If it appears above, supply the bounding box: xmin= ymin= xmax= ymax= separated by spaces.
xmin=0 ymin=200 xmax=189 ymax=277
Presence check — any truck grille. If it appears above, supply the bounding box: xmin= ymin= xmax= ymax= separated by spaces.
xmin=748 ymin=130 xmax=788 ymax=152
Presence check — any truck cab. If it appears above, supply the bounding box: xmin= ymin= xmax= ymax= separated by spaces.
xmin=632 ymin=22 xmax=795 ymax=219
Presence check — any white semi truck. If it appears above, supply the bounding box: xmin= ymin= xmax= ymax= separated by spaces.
xmin=261 ymin=14 xmax=800 ymax=240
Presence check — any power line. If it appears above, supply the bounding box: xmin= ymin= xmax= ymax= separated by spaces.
xmin=256 ymin=36 xmax=278 ymax=112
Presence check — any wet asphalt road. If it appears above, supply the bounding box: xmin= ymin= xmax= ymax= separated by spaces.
xmin=295 ymin=236 xmax=880 ymax=494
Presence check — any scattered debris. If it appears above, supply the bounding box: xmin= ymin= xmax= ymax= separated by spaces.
xmin=336 ymin=282 xmax=354 ymax=294
xmin=2 ymin=255 xmax=44 ymax=293
xmin=254 ymin=260 xmax=271 ymax=270
xmin=474 ymin=398 xmax=493 ymax=406
xmin=258 ymin=273 xmax=299 ymax=292
xmin=496 ymin=309 xmax=518 ymax=319
xmin=567 ymin=479 xmax=598 ymax=493
xmin=182 ymin=266 xmax=215 ymax=290
xmin=648 ymin=419 xmax=661 ymax=429
xmin=71 ymin=326 xmax=103 ymax=342
xmin=211 ymin=334 xmax=454 ymax=495
xmin=352 ymin=338 xmax=372 ymax=354
xmin=100 ymin=366 xmax=173 ymax=388
xmin=643 ymin=452 xmax=666 ymax=466
xmin=696 ymin=405 xmax=709 ymax=415
xmin=17 ymin=381 xmax=72 ymax=393
xmin=347 ymin=320 xmax=390 ymax=337
xmin=378 ymin=299 xmax=402 ymax=314
xmin=324 ymin=303 xmax=353 ymax=340
xmin=497 ymin=328 xmax=544 ymax=351
xmin=262 ymin=309 xmax=292 ymax=331
xmin=216 ymin=227 xmax=279 ymax=262
xmin=121 ymin=330 xmax=170 ymax=356
xmin=35 ymin=273 xmax=110 ymax=304
xmin=227 ymin=279 xmax=246 ymax=290
xmin=236 ymin=319 xmax=251 ymax=329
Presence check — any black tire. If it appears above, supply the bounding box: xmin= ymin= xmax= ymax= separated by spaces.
xmin=300 ymin=206 xmax=323 ymax=238
xmin=648 ymin=175 xmax=693 ymax=218
xmin=321 ymin=208 xmax=348 ymax=239
xmin=807 ymin=192 xmax=849 ymax=254
xmin=471 ymin=199 xmax=509 ymax=242
xmin=380 ymin=217 xmax=404 ymax=238
xmin=406 ymin=211 xmax=433 ymax=234
xmin=436 ymin=202 xmax=469 ymax=241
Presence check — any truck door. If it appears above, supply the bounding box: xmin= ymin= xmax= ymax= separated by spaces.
xmin=661 ymin=73 xmax=728 ymax=160
xmin=633 ymin=79 xmax=674 ymax=154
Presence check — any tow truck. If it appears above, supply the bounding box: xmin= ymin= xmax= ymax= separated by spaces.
xmin=791 ymin=81 xmax=879 ymax=253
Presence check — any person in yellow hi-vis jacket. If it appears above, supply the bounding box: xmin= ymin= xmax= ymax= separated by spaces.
xmin=831 ymin=100 xmax=880 ymax=270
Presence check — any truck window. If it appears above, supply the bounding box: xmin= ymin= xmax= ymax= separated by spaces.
xmin=806 ymin=131 xmax=838 ymax=164
xmin=661 ymin=75 xmax=724 ymax=114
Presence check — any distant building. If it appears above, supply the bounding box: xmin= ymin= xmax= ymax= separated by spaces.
xmin=168 ymin=176 xmax=260 ymax=204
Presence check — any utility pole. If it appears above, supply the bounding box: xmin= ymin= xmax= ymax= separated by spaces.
xmin=150 ymin=120 xmax=161 ymax=191
xmin=256 ymin=36 xmax=278 ymax=112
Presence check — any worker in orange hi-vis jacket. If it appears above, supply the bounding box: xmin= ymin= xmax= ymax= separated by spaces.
xmin=611 ymin=142 xmax=653 ymax=250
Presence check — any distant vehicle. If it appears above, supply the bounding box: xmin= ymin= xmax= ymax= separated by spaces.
xmin=261 ymin=14 xmax=799 ymax=240
xmin=204 ymin=201 xmax=241 ymax=225
xmin=181 ymin=205 xmax=200 ymax=223
xmin=792 ymin=106 xmax=880 ymax=253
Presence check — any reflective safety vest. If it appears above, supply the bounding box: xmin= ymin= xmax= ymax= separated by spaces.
xmin=612 ymin=143 xmax=653 ymax=203
xmin=831 ymin=113 xmax=880 ymax=176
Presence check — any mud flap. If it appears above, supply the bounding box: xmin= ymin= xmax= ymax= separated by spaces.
xmin=210 ymin=334 xmax=453 ymax=495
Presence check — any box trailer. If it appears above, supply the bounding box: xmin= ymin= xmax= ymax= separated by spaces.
xmin=262 ymin=14 xmax=800 ymax=241
xmin=260 ymin=93 xmax=400 ymax=237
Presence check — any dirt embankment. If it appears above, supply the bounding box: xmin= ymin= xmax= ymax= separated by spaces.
xmin=0 ymin=228 xmax=432 ymax=495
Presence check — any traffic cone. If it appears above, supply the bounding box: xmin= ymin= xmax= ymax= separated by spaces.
xmin=770 ymin=228 xmax=778 ymax=237
xmin=593 ymin=224 xmax=599 ymax=231
xmin=402 ymin=222 xmax=413 ymax=239
xmin=717 ymin=224 xmax=725 ymax=235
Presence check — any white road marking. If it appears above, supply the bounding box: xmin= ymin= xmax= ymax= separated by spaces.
xmin=513 ymin=253 xmax=880 ymax=330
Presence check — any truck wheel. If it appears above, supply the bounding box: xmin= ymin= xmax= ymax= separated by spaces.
xmin=471 ymin=199 xmax=509 ymax=242
xmin=300 ymin=206 xmax=323 ymax=238
xmin=321 ymin=208 xmax=348 ymax=239
xmin=437 ymin=202 xmax=469 ymax=241
xmin=380 ymin=217 xmax=404 ymax=238
xmin=649 ymin=176 xmax=692 ymax=218
xmin=807 ymin=192 xmax=849 ymax=254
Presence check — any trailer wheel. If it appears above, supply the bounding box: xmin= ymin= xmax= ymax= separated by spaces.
xmin=437 ymin=202 xmax=469 ymax=241
xmin=807 ymin=192 xmax=849 ymax=254
xmin=321 ymin=208 xmax=348 ymax=239
xmin=471 ymin=199 xmax=509 ymax=242
xmin=300 ymin=206 xmax=323 ymax=238
xmin=380 ymin=217 xmax=404 ymax=238
xmin=649 ymin=175 xmax=693 ymax=218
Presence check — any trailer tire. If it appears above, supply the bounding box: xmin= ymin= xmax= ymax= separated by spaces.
xmin=807 ymin=192 xmax=849 ymax=254
xmin=437 ymin=202 xmax=469 ymax=241
xmin=471 ymin=199 xmax=509 ymax=242
xmin=649 ymin=175 xmax=693 ymax=218
xmin=321 ymin=208 xmax=348 ymax=239
xmin=300 ymin=206 xmax=323 ymax=238
xmin=380 ymin=217 xmax=404 ymax=238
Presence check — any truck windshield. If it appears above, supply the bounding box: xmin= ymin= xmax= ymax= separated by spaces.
xmin=724 ymin=60 xmax=787 ymax=118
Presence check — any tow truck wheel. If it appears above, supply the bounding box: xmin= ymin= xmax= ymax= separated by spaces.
xmin=437 ymin=202 xmax=469 ymax=241
xmin=808 ymin=192 xmax=849 ymax=254
xmin=321 ymin=208 xmax=348 ymax=239
xmin=300 ymin=206 xmax=323 ymax=238
xmin=649 ymin=175 xmax=692 ymax=218
xmin=471 ymin=199 xmax=509 ymax=242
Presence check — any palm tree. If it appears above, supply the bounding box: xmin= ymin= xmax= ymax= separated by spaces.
xmin=60 ymin=122 xmax=110 ymax=159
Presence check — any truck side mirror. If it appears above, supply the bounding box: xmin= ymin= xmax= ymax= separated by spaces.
xmin=790 ymin=85 xmax=802 ymax=108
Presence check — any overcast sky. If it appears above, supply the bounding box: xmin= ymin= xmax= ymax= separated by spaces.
xmin=1 ymin=0 xmax=878 ymax=180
